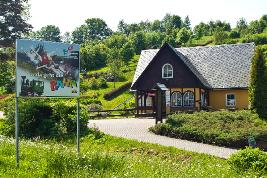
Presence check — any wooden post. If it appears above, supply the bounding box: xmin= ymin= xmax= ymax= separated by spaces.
xmin=136 ymin=91 xmax=139 ymax=117
xmin=144 ymin=93 xmax=147 ymax=113
xmin=156 ymin=90 xmax=162 ymax=124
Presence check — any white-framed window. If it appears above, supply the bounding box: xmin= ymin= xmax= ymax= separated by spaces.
xmin=171 ymin=92 xmax=182 ymax=107
xmin=226 ymin=94 xmax=236 ymax=107
xmin=183 ymin=91 xmax=194 ymax=107
xmin=162 ymin=63 xmax=173 ymax=78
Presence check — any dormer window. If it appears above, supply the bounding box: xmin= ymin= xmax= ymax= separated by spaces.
xmin=162 ymin=63 xmax=173 ymax=78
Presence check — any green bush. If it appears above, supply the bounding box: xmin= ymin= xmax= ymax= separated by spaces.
xmin=241 ymin=33 xmax=267 ymax=45
xmin=228 ymin=147 xmax=267 ymax=175
xmin=0 ymin=61 xmax=15 ymax=93
xmin=98 ymin=76 xmax=108 ymax=88
xmin=81 ymin=77 xmax=108 ymax=91
xmin=1 ymin=99 xmax=89 ymax=138
xmin=150 ymin=110 xmax=267 ymax=148
xmin=88 ymin=77 xmax=99 ymax=89
xmin=88 ymin=103 xmax=102 ymax=111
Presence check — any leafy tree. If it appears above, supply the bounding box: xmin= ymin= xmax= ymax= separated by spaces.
xmin=0 ymin=60 xmax=15 ymax=93
xmin=193 ymin=22 xmax=210 ymax=39
xmin=0 ymin=0 xmax=32 ymax=47
xmin=80 ymin=43 xmax=110 ymax=71
xmin=72 ymin=25 xmax=87 ymax=44
xmin=162 ymin=31 xmax=177 ymax=47
xmin=151 ymin=20 xmax=164 ymax=32
xmin=183 ymin=15 xmax=191 ymax=29
xmin=120 ymin=41 xmax=135 ymax=61
xmin=236 ymin=18 xmax=248 ymax=35
xmin=118 ymin=20 xmax=130 ymax=34
xmin=107 ymin=58 xmax=124 ymax=88
xmin=31 ymin=25 xmax=61 ymax=42
xmin=259 ymin=15 xmax=267 ymax=29
xmin=62 ymin=32 xmax=71 ymax=43
xmin=145 ymin=31 xmax=164 ymax=49
xmin=208 ymin=20 xmax=231 ymax=34
xmin=129 ymin=31 xmax=146 ymax=54
xmin=248 ymin=20 xmax=265 ymax=34
xmin=138 ymin=21 xmax=151 ymax=32
xmin=229 ymin=30 xmax=240 ymax=38
xmin=162 ymin=14 xmax=182 ymax=33
xmin=85 ymin=18 xmax=112 ymax=40
xmin=72 ymin=18 xmax=112 ymax=43
xmin=213 ymin=29 xmax=228 ymax=44
xmin=249 ymin=47 xmax=267 ymax=119
xmin=104 ymin=34 xmax=127 ymax=49
xmin=176 ymin=27 xmax=191 ymax=45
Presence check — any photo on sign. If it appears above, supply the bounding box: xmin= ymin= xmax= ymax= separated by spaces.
xmin=16 ymin=39 xmax=80 ymax=97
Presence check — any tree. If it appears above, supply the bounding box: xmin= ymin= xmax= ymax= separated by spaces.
xmin=145 ymin=31 xmax=164 ymax=49
xmin=118 ymin=20 xmax=130 ymax=34
xmin=72 ymin=25 xmax=87 ymax=44
xmin=162 ymin=14 xmax=182 ymax=33
xmin=104 ymin=34 xmax=127 ymax=49
xmin=107 ymin=58 xmax=124 ymax=88
xmin=249 ymin=47 xmax=267 ymax=119
xmin=213 ymin=29 xmax=228 ymax=45
xmin=0 ymin=0 xmax=32 ymax=47
xmin=161 ymin=31 xmax=177 ymax=47
xmin=183 ymin=15 xmax=191 ymax=29
xmin=176 ymin=27 xmax=191 ymax=45
xmin=129 ymin=31 xmax=146 ymax=54
xmin=208 ymin=20 xmax=231 ymax=35
xmin=80 ymin=43 xmax=110 ymax=71
xmin=151 ymin=20 xmax=164 ymax=32
xmin=32 ymin=25 xmax=61 ymax=42
xmin=248 ymin=20 xmax=265 ymax=34
xmin=193 ymin=22 xmax=210 ymax=39
xmin=62 ymin=32 xmax=71 ymax=43
xmin=259 ymin=15 xmax=267 ymax=28
xmin=72 ymin=18 xmax=112 ymax=44
xmin=120 ymin=41 xmax=135 ymax=61
xmin=236 ymin=18 xmax=248 ymax=35
xmin=85 ymin=18 xmax=112 ymax=41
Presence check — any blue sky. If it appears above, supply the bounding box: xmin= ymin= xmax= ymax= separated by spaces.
xmin=28 ymin=0 xmax=267 ymax=33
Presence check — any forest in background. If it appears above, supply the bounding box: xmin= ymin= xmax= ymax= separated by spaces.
xmin=1 ymin=0 xmax=267 ymax=112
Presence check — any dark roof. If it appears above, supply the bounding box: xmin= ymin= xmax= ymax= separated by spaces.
xmin=131 ymin=43 xmax=255 ymax=89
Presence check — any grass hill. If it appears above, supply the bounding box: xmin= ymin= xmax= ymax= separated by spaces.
xmin=0 ymin=132 xmax=261 ymax=177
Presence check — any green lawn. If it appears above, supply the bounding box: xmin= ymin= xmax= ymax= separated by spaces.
xmin=82 ymin=57 xmax=137 ymax=110
xmin=0 ymin=133 xmax=260 ymax=177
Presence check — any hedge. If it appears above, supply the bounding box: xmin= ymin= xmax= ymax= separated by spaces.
xmin=149 ymin=110 xmax=267 ymax=149
xmin=103 ymin=82 xmax=131 ymax=100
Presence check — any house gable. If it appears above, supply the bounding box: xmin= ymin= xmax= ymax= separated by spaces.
xmin=132 ymin=44 xmax=205 ymax=91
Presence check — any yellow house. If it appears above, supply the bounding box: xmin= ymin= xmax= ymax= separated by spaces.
xmin=130 ymin=43 xmax=255 ymax=115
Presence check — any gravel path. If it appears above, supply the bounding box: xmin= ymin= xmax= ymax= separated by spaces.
xmin=88 ymin=118 xmax=238 ymax=159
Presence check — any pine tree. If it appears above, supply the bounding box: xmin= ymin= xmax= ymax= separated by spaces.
xmin=249 ymin=47 xmax=267 ymax=119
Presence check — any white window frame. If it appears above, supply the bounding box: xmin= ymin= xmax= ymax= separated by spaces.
xmin=226 ymin=93 xmax=236 ymax=107
xmin=162 ymin=63 xmax=173 ymax=79
xmin=183 ymin=91 xmax=194 ymax=107
xmin=171 ymin=92 xmax=182 ymax=107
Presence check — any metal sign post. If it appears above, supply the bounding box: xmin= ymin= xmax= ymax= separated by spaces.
xmin=15 ymin=97 xmax=19 ymax=167
xmin=15 ymin=39 xmax=81 ymax=165
xmin=77 ymin=98 xmax=80 ymax=154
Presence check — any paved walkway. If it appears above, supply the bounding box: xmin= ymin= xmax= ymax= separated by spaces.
xmin=88 ymin=118 xmax=238 ymax=159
